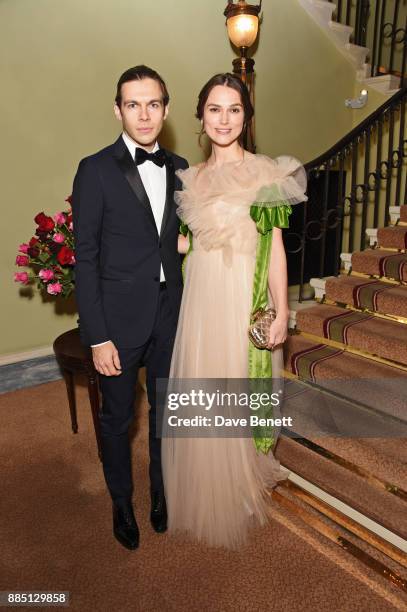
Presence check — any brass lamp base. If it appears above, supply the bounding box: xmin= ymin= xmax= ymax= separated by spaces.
xmin=232 ymin=56 xmax=255 ymax=78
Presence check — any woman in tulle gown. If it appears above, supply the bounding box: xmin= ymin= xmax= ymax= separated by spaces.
xmin=161 ymin=73 xmax=308 ymax=549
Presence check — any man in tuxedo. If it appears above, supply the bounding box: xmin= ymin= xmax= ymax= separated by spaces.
xmin=72 ymin=65 xmax=188 ymax=550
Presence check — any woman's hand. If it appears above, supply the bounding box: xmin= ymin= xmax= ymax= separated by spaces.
xmin=267 ymin=312 xmax=289 ymax=350
xmin=178 ymin=234 xmax=190 ymax=254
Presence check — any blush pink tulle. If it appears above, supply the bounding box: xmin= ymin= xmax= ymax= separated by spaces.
xmin=162 ymin=153 xmax=307 ymax=549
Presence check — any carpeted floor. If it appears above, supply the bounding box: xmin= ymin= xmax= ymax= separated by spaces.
xmin=1 ymin=379 xmax=406 ymax=612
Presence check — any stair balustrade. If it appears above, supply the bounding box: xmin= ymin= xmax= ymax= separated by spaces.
xmin=287 ymin=86 xmax=407 ymax=301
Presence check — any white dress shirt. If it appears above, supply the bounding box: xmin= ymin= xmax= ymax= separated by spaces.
xmin=91 ymin=132 xmax=167 ymax=347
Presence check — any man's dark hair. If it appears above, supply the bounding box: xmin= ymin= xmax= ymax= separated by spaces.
xmin=115 ymin=65 xmax=170 ymax=107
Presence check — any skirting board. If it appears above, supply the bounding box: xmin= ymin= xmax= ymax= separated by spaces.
xmin=0 ymin=352 xmax=147 ymax=395
xmin=0 ymin=355 xmax=62 ymax=395
xmin=0 ymin=345 xmax=54 ymax=366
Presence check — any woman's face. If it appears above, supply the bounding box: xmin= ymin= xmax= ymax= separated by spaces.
xmin=202 ymin=85 xmax=245 ymax=148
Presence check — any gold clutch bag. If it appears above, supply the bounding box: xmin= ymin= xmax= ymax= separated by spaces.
xmin=248 ymin=307 xmax=276 ymax=349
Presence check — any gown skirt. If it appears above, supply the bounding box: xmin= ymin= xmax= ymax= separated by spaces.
xmin=161 ymin=154 xmax=307 ymax=549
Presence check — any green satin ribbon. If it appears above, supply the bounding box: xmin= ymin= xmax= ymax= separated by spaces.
xmin=179 ymin=220 xmax=189 ymax=237
xmin=178 ymin=200 xmax=292 ymax=455
xmin=180 ymin=220 xmax=193 ymax=280
xmin=249 ymin=202 xmax=292 ymax=454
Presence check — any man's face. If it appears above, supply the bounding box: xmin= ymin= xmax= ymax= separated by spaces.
xmin=114 ymin=78 xmax=168 ymax=151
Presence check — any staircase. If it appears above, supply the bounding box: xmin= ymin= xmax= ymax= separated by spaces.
xmin=298 ymin=0 xmax=404 ymax=94
xmin=276 ymin=205 xmax=407 ymax=544
xmin=269 ymin=1 xmax=407 ymax=589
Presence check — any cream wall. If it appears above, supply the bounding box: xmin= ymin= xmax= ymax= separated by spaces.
xmin=0 ymin=0 xmax=384 ymax=356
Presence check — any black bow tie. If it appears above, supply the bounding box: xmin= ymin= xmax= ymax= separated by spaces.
xmin=135 ymin=147 xmax=167 ymax=167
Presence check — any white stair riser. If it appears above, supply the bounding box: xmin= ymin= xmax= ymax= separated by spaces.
xmin=362 ymin=74 xmax=401 ymax=93
xmin=366 ymin=228 xmax=378 ymax=247
xmin=345 ymin=43 xmax=369 ymax=68
xmin=340 ymin=252 xmax=352 ymax=271
xmin=328 ymin=21 xmax=352 ymax=46
xmin=390 ymin=206 xmax=401 ymax=224
xmin=310 ymin=277 xmax=328 ymax=299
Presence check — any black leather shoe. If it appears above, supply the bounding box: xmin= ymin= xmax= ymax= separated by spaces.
xmin=113 ymin=501 xmax=140 ymax=550
xmin=150 ymin=490 xmax=167 ymax=533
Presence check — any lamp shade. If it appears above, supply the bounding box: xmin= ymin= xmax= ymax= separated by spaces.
xmin=226 ymin=13 xmax=259 ymax=48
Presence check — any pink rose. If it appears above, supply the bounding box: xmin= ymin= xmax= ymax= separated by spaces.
xmin=39 ymin=268 xmax=54 ymax=282
xmin=19 ymin=243 xmax=29 ymax=253
xmin=53 ymin=232 xmax=65 ymax=244
xmin=16 ymin=255 xmax=29 ymax=267
xmin=47 ymin=282 xmax=63 ymax=295
xmin=54 ymin=212 xmax=67 ymax=225
xmin=14 ymin=272 xmax=30 ymax=285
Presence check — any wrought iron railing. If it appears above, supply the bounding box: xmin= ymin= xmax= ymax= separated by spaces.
xmin=286 ymin=85 xmax=407 ymax=301
xmin=333 ymin=0 xmax=407 ymax=81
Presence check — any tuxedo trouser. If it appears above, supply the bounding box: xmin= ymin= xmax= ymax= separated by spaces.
xmin=98 ymin=284 xmax=177 ymax=504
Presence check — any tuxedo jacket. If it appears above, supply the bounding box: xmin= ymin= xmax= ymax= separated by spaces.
xmin=72 ymin=136 xmax=189 ymax=348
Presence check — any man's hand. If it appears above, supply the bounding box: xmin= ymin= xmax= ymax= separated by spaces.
xmin=92 ymin=341 xmax=122 ymax=376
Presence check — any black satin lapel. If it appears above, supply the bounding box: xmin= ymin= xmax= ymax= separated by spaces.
xmin=113 ymin=147 xmax=157 ymax=234
xmin=160 ymin=156 xmax=175 ymax=239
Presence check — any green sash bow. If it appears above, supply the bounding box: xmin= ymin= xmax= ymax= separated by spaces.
xmin=180 ymin=220 xmax=193 ymax=280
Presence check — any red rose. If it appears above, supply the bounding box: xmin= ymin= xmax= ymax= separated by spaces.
xmin=35 ymin=229 xmax=50 ymax=241
xmin=65 ymin=195 xmax=72 ymax=205
xmin=27 ymin=246 xmax=40 ymax=258
xmin=28 ymin=236 xmax=40 ymax=257
xmin=49 ymin=242 xmax=62 ymax=255
xmin=34 ymin=212 xmax=55 ymax=233
xmin=57 ymin=246 xmax=75 ymax=265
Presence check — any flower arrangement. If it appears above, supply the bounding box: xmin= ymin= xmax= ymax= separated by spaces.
xmin=14 ymin=197 xmax=75 ymax=297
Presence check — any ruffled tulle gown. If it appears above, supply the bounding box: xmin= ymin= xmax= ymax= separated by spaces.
xmin=162 ymin=153 xmax=307 ymax=549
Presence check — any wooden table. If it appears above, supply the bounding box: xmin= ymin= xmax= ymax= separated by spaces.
xmin=53 ymin=328 xmax=102 ymax=459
